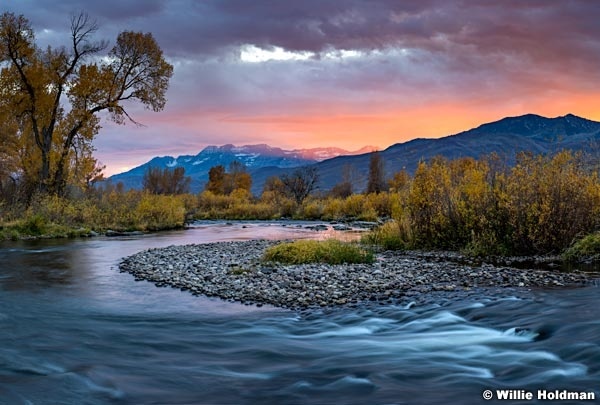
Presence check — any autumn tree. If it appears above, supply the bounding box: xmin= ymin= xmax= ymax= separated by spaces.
xmin=262 ymin=176 xmax=286 ymax=195
xmin=329 ymin=181 xmax=353 ymax=198
xmin=206 ymin=165 xmax=225 ymax=194
xmin=205 ymin=165 xmax=226 ymax=194
xmin=205 ymin=161 xmax=252 ymax=195
xmin=388 ymin=169 xmax=411 ymax=193
xmin=0 ymin=12 xmax=173 ymax=196
xmin=224 ymin=160 xmax=252 ymax=194
xmin=143 ymin=166 xmax=191 ymax=195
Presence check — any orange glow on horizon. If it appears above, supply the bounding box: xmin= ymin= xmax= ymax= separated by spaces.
xmin=184 ymin=95 xmax=600 ymax=151
xmin=100 ymin=93 xmax=600 ymax=176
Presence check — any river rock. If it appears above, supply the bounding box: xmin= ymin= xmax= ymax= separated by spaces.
xmin=118 ymin=240 xmax=593 ymax=310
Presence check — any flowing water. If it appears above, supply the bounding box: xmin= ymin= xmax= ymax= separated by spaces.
xmin=0 ymin=222 xmax=598 ymax=404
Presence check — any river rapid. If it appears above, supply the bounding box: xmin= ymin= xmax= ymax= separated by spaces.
xmin=0 ymin=222 xmax=598 ymax=404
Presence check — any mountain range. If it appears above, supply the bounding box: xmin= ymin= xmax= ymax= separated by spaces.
xmin=108 ymin=113 xmax=600 ymax=194
xmin=108 ymin=144 xmax=375 ymax=192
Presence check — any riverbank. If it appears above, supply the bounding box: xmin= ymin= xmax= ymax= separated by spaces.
xmin=119 ymin=240 xmax=594 ymax=309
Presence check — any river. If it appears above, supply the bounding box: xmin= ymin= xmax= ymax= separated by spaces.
xmin=1 ymin=222 xmax=598 ymax=404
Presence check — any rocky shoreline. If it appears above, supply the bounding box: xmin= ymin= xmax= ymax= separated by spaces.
xmin=119 ymin=240 xmax=594 ymax=310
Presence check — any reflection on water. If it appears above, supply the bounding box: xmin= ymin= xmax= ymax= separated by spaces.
xmin=0 ymin=222 xmax=598 ymax=404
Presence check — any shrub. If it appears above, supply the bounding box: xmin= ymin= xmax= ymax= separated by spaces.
xmin=563 ymin=233 xmax=600 ymax=262
xmin=365 ymin=192 xmax=392 ymax=217
xmin=343 ymin=194 xmax=367 ymax=218
xmin=225 ymin=201 xmax=279 ymax=220
xmin=299 ymin=199 xmax=324 ymax=220
xmin=322 ymin=197 xmax=345 ymax=221
xmin=503 ymin=151 xmax=600 ymax=253
xmin=463 ymin=229 xmax=510 ymax=257
xmin=19 ymin=213 xmax=48 ymax=235
xmin=263 ymin=239 xmax=374 ymax=265
xmin=362 ymin=220 xmax=408 ymax=250
xmin=135 ymin=193 xmax=186 ymax=231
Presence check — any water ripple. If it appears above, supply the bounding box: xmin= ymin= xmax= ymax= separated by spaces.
xmin=0 ymin=224 xmax=598 ymax=404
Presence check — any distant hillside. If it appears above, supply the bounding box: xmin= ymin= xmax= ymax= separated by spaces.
xmin=249 ymin=113 xmax=600 ymax=194
xmin=108 ymin=144 xmax=374 ymax=192
xmin=107 ymin=114 xmax=600 ymax=194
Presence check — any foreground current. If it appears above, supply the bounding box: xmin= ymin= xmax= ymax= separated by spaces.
xmin=1 ymin=222 xmax=599 ymax=404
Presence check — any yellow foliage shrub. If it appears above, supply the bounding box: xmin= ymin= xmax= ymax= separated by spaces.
xmin=322 ymin=198 xmax=345 ymax=220
xmin=135 ymin=193 xmax=186 ymax=231
xmin=343 ymin=194 xmax=367 ymax=218
xmin=299 ymin=199 xmax=324 ymax=220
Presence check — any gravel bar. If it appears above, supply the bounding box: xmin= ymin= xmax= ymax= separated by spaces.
xmin=119 ymin=240 xmax=592 ymax=310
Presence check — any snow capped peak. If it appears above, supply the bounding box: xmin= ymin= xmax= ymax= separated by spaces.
xmin=284 ymin=146 xmax=376 ymax=161
xmin=109 ymin=143 xmax=374 ymax=191
xmin=202 ymin=145 xmax=221 ymax=154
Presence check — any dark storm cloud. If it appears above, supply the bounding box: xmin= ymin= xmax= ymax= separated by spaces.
xmin=3 ymin=0 xmax=600 ymax=174
xmin=153 ymin=0 xmax=452 ymax=57
xmin=6 ymin=0 xmax=164 ymax=25
xmin=7 ymin=0 xmax=600 ymax=69
xmin=150 ymin=0 xmax=600 ymax=68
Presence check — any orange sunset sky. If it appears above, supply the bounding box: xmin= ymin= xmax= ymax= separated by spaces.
xmin=5 ymin=0 xmax=600 ymax=175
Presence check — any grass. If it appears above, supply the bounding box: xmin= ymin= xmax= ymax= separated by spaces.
xmin=0 ymin=218 xmax=92 ymax=240
xmin=361 ymin=220 xmax=408 ymax=250
xmin=563 ymin=233 xmax=600 ymax=262
xmin=262 ymin=239 xmax=374 ymax=265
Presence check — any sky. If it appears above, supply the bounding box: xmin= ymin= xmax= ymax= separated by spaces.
xmin=3 ymin=0 xmax=600 ymax=175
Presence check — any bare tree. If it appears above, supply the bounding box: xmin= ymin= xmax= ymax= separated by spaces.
xmin=280 ymin=166 xmax=319 ymax=204
xmin=330 ymin=164 xmax=356 ymax=198
xmin=366 ymin=151 xmax=387 ymax=194
xmin=143 ymin=167 xmax=190 ymax=195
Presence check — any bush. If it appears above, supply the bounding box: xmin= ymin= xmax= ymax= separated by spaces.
xmin=0 ymin=190 xmax=192 ymax=239
xmin=563 ymin=233 xmax=600 ymax=262
xmin=19 ymin=213 xmax=48 ymax=235
xmin=299 ymin=199 xmax=324 ymax=220
xmin=362 ymin=220 xmax=408 ymax=250
xmin=463 ymin=230 xmax=510 ymax=257
xmin=263 ymin=239 xmax=374 ymax=265
xmin=503 ymin=151 xmax=600 ymax=253
xmin=365 ymin=192 xmax=392 ymax=217
xmin=224 ymin=201 xmax=279 ymax=220
xmin=342 ymin=194 xmax=367 ymax=218
xmin=322 ymin=197 xmax=345 ymax=220
xmin=135 ymin=193 xmax=186 ymax=230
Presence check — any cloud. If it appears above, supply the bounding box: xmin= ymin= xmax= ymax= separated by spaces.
xmin=4 ymin=0 xmax=600 ymax=175
xmin=9 ymin=1 xmax=600 ymax=64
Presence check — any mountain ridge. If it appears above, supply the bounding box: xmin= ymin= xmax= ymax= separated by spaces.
xmin=108 ymin=113 xmax=600 ymax=194
xmin=108 ymin=144 xmax=376 ymax=192
xmin=306 ymin=113 xmax=600 ymax=194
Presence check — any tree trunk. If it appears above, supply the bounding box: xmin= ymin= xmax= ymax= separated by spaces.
xmin=51 ymin=144 xmax=71 ymax=196
xmin=51 ymin=125 xmax=81 ymax=196
xmin=38 ymin=127 xmax=54 ymax=193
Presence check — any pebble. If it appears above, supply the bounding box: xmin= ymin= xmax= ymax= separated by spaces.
xmin=118 ymin=240 xmax=592 ymax=310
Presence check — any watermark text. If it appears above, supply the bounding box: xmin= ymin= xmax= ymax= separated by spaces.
xmin=482 ymin=389 xmax=596 ymax=401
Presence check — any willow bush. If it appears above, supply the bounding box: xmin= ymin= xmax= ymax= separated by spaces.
xmin=563 ymin=232 xmax=600 ymax=262
xmin=0 ymin=191 xmax=189 ymax=239
xmin=196 ymin=190 xmax=279 ymax=219
xmin=504 ymin=151 xmax=600 ymax=253
xmin=367 ymin=150 xmax=600 ymax=255
xmin=135 ymin=194 xmax=186 ymax=230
